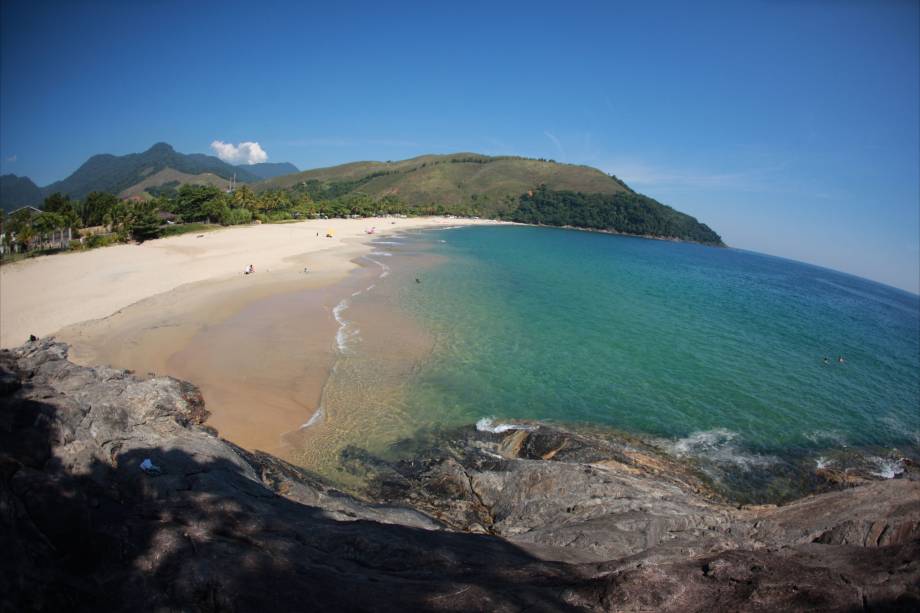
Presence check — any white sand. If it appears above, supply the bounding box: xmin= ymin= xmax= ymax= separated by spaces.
xmin=0 ymin=217 xmax=502 ymax=348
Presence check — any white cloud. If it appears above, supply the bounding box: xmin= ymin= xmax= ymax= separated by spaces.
xmin=4 ymin=154 xmax=17 ymax=163
xmin=210 ymin=140 xmax=268 ymax=165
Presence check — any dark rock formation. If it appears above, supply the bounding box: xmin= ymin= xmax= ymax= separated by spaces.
xmin=2 ymin=340 xmax=918 ymax=611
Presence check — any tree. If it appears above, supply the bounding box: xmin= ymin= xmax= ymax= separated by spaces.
xmin=230 ymin=185 xmax=257 ymax=211
xmin=176 ymin=184 xmax=222 ymax=222
xmin=130 ymin=201 xmax=161 ymax=243
xmin=82 ymin=192 xmax=118 ymax=227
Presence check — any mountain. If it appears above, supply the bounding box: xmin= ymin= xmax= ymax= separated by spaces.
xmin=239 ymin=161 xmax=299 ymax=180
xmin=259 ymin=153 xmax=722 ymax=245
xmin=0 ymin=174 xmax=43 ymax=212
xmin=42 ymin=143 xmax=261 ymax=200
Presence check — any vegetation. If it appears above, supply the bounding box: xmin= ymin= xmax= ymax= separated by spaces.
xmin=258 ymin=153 xmax=628 ymax=215
xmin=511 ymin=186 xmax=724 ymax=245
xmin=1 ymin=152 xmax=724 ymax=263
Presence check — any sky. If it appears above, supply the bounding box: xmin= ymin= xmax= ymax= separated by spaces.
xmin=1 ymin=0 xmax=918 ymax=293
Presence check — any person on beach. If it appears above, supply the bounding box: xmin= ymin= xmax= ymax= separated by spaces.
xmin=245 ymin=264 xmax=255 ymax=275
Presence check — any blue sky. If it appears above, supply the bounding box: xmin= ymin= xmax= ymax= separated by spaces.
xmin=2 ymin=0 xmax=918 ymax=292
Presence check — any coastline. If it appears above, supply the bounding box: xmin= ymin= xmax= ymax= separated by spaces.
xmin=0 ymin=216 xmax=507 ymax=349
xmin=1 ymin=216 xmax=505 ymax=457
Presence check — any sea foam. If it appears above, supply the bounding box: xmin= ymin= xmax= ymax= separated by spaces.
xmin=664 ymin=428 xmax=776 ymax=470
xmin=301 ymin=407 xmax=325 ymax=429
xmin=475 ymin=417 xmax=536 ymax=434
xmin=869 ymin=457 xmax=905 ymax=479
xmin=332 ymin=299 xmax=357 ymax=352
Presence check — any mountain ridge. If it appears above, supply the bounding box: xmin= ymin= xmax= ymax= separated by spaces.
xmin=40 ymin=142 xmax=262 ymax=200
xmin=0 ymin=174 xmax=43 ymax=211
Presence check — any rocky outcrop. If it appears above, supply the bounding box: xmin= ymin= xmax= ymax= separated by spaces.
xmin=2 ymin=340 xmax=918 ymax=611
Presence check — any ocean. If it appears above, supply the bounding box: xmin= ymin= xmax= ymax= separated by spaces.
xmin=301 ymin=225 xmax=920 ymax=501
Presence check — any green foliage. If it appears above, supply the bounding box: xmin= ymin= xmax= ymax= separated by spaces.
xmin=86 ymin=234 xmax=120 ymax=249
xmin=261 ymin=154 xmax=629 ymax=215
xmin=81 ymin=191 xmax=119 ymax=227
xmin=219 ymin=207 xmax=252 ymax=226
xmin=512 ymin=186 xmax=724 ymax=245
xmin=146 ymin=181 xmax=181 ymax=198
xmin=43 ymin=192 xmax=81 ymax=229
xmin=158 ymin=223 xmax=217 ymax=238
xmin=129 ymin=202 xmax=162 ymax=242
xmin=176 ymin=184 xmax=225 ymax=222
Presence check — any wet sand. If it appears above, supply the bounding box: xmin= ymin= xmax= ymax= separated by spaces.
xmin=55 ymin=227 xmax=458 ymax=464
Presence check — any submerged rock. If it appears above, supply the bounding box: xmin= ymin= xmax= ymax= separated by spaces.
xmin=2 ymin=340 xmax=918 ymax=611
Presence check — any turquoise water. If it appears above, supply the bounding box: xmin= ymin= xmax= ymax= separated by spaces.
xmin=363 ymin=226 xmax=919 ymax=498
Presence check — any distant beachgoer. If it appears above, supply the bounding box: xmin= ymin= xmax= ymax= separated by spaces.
xmin=823 ymin=356 xmax=829 ymax=365
xmin=416 ymin=277 xmax=421 ymax=284
xmin=28 ymin=334 xmax=37 ymax=342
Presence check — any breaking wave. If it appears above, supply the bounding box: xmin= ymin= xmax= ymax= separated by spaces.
xmin=662 ymin=428 xmax=777 ymax=471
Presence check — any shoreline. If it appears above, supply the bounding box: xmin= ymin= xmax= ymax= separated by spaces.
xmin=5 ymin=218 xmax=915 ymax=500
xmin=0 ymin=216 xmax=508 ymax=349
xmin=1 ymin=216 xmax=504 ymax=457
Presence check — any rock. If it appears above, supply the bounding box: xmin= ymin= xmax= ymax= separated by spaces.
xmin=1 ymin=340 xmax=918 ymax=612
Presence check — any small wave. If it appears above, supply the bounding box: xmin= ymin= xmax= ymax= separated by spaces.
xmin=369 ymin=251 xmax=392 ymax=256
xmin=301 ymin=407 xmax=325 ymax=429
xmin=815 ymin=456 xmax=832 ymax=470
xmin=663 ymin=428 xmax=776 ymax=470
xmin=476 ymin=417 xmax=536 ymax=434
xmin=805 ymin=429 xmax=848 ymax=447
xmin=365 ymin=255 xmax=390 ymax=278
xmin=332 ymin=299 xmax=354 ymax=352
xmin=374 ymin=241 xmax=403 ymax=245
xmin=868 ymin=456 xmax=905 ymax=479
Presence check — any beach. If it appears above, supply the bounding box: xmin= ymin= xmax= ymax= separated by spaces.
xmin=0 ymin=217 xmax=499 ymax=348
xmin=0 ymin=217 xmax=502 ymax=456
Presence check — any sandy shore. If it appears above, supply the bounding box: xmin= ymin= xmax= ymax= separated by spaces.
xmin=1 ymin=216 xmax=502 ymax=456
xmin=0 ymin=217 xmax=500 ymax=348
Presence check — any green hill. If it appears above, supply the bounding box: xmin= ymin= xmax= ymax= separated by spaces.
xmin=257 ymin=153 xmax=721 ymax=245
xmin=0 ymin=174 xmax=43 ymax=212
xmin=259 ymin=153 xmax=629 ymax=214
xmin=42 ymin=143 xmax=261 ymax=200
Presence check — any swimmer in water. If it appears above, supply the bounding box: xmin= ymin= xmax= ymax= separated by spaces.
xmin=823 ymin=356 xmax=829 ymax=365
xmin=838 ymin=355 xmax=845 ymax=363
